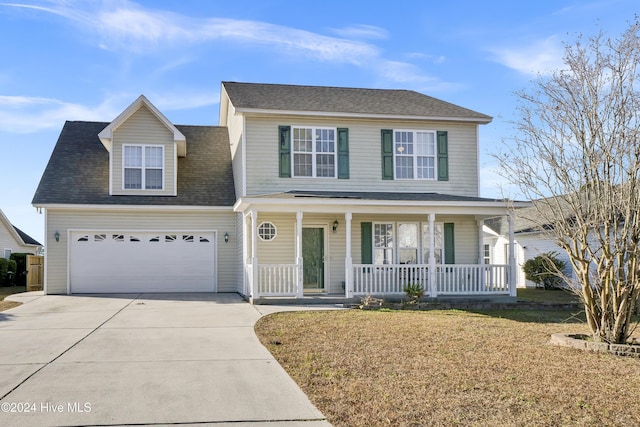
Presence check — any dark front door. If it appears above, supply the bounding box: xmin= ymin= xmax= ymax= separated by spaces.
xmin=302 ymin=227 xmax=325 ymax=292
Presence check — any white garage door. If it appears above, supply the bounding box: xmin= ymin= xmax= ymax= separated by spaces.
xmin=69 ymin=231 xmax=216 ymax=293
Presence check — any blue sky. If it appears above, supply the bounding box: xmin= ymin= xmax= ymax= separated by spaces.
xmin=0 ymin=0 xmax=636 ymax=244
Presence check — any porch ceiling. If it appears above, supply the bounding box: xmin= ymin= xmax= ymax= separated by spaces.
xmin=233 ymin=190 xmax=530 ymax=217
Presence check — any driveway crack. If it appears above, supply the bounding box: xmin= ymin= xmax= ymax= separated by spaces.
xmin=0 ymin=294 xmax=142 ymax=401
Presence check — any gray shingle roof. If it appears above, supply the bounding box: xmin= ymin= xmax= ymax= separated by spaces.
xmin=265 ymin=190 xmax=506 ymax=203
xmin=222 ymin=82 xmax=492 ymax=122
xmin=12 ymin=225 xmax=42 ymax=246
xmin=32 ymin=121 xmax=236 ymax=207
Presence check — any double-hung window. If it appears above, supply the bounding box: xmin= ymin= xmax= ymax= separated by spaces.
xmin=374 ymin=223 xmax=394 ymax=265
xmin=123 ymin=145 xmax=164 ymax=190
xmin=292 ymin=127 xmax=336 ymax=178
xmin=371 ymin=222 xmax=445 ymax=265
xmin=394 ymin=130 xmax=436 ymax=180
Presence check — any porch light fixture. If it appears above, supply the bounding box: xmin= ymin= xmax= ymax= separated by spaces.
xmin=224 ymin=232 xmax=229 ymax=243
xmin=332 ymin=220 xmax=339 ymax=233
xmin=54 ymin=231 xmax=60 ymax=242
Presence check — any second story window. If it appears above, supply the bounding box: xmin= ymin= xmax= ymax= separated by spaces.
xmin=394 ymin=130 xmax=436 ymax=180
xmin=292 ymin=127 xmax=336 ymax=178
xmin=124 ymin=145 xmax=164 ymax=190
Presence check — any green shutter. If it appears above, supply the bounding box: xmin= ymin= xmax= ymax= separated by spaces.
xmin=279 ymin=126 xmax=291 ymax=178
xmin=337 ymin=128 xmax=349 ymax=179
xmin=381 ymin=129 xmax=394 ymax=180
xmin=361 ymin=222 xmax=373 ymax=264
xmin=444 ymin=222 xmax=455 ymax=264
xmin=437 ymin=131 xmax=448 ymax=181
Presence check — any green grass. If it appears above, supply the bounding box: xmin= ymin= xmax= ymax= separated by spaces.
xmin=0 ymin=286 xmax=26 ymax=300
xmin=517 ymin=287 xmax=580 ymax=303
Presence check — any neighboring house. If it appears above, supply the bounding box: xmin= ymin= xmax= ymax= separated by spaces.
xmin=32 ymin=82 xmax=528 ymax=301
xmin=484 ymin=211 xmax=573 ymax=288
xmin=0 ymin=209 xmax=42 ymax=259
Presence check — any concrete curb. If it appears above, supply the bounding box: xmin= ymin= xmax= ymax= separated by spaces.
xmin=550 ymin=333 xmax=640 ymax=357
xmin=4 ymin=291 xmax=44 ymax=305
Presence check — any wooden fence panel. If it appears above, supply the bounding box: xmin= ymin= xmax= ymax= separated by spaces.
xmin=26 ymin=255 xmax=44 ymax=291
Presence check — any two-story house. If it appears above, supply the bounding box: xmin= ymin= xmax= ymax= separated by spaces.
xmin=32 ymin=82 xmax=525 ymax=302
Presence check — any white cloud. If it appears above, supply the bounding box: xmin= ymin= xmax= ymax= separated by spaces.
xmin=489 ymin=36 xmax=565 ymax=76
xmin=0 ymin=95 xmax=121 ymax=132
xmin=2 ymin=1 xmax=452 ymax=86
xmin=330 ymin=24 xmax=388 ymax=40
xmin=0 ymin=91 xmax=219 ymax=133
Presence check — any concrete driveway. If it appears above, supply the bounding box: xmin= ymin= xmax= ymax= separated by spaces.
xmin=0 ymin=293 xmax=332 ymax=426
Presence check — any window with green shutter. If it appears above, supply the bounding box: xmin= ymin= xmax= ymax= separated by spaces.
xmin=437 ymin=131 xmax=448 ymax=181
xmin=381 ymin=129 xmax=394 ymax=180
xmin=444 ymin=222 xmax=455 ymax=264
xmin=361 ymin=222 xmax=373 ymax=264
xmin=278 ymin=126 xmax=291 ymax=178
xmin=383 ymin=129 xmax=448 ymax=180
xmin=337 ymin=127 xmax=349 ymax=179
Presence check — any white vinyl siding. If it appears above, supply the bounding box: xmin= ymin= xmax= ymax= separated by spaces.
xmin=224 ymin=91 xmax=246 ymax=198
xmin=243 ymin=116 xmax=479 ymax=196
xmin=111 ymin=105 xmax=176 ymax=196
xmin=44 ymin=209 xmax=237 ymax=294
xmin=0 ymin=220 xmax=37 ymax=255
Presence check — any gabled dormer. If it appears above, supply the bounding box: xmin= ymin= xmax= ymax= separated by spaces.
xmin=98 ymin=95 xmax=185 ymax=196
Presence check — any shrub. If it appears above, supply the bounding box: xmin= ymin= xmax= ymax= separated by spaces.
xmin=522 ymin=252 xmax=567 ymax=290
xmin=9 ymin=253 xmax=30 ymax=286
xmin=0 ymin=258 xmax=18 ymax=285
xmin=403 ymin=282 xmax=424 ymax=304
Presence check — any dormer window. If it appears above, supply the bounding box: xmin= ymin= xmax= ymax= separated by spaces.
xmin=123 ymin=145 xmax=164 ymax=190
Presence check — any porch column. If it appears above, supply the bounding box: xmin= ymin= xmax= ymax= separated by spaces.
xmin=477 ymin=218 xmax=486 ymax=290
xmin=428 ymin=213 xmax=437 ymax=298
xmin=242 ymin=212 xmax=249 ymax=297
xmin=508 ymin=211 xmax=517 ymax=297
xmin=296 ymin=211 xmax=303 ymax=298
xmin=344 ymin=212 xmax=353 ymax=298
xmin=251 ymin=210 xmax=259 ymax=299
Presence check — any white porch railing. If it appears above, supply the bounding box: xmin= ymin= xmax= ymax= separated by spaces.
xmin=254 ymin=264 xmax=300 ymax=297
xmin=245 ymin=263 xmax=509 ymax=298
xmin=352 ymin=264 xmax=429 ymax=295
xmin=351 ymin=264 xmax=509 ymax=296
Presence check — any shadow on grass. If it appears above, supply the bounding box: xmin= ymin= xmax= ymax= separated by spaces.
xmin=468 ymin=308 xmax=587 ymax=324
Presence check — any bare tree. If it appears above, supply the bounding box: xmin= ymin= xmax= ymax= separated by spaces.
xmin=496 ymin=22 xmax=640 ymax=344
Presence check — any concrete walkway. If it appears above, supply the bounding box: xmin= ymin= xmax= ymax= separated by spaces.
xmin=0 ymin=292 xmax=340 ymax=426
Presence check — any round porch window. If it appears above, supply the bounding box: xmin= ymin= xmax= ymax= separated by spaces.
xmin=258 ymin=222 xmax=277 ymax=241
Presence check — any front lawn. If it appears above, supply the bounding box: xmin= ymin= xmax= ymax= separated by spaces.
xmin=517 ymin=287 xmax=581 ymax=304
xmin=255 ymin=309 xmax=640 ymax=426
xmin=0 ymin=286 xmax=25 ymax=311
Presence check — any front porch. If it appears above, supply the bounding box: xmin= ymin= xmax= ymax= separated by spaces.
xmin=246 ymin=262 xmax=512 ymax=301
xmin=235 ymin=191 xmax=522 ymax=304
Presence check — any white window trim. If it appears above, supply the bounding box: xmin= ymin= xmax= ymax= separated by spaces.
xmin=393 ymin=129 xmax=437 ymax=181
xmin=291 ymin=126 xmax=338 ymax=178
xmin=372 ymin=221 xmax=445 ymax=265
xmin=3 ymin=248 xmax=10 ymax=260
xmin=122 ymin=144 xmax=165 ymax=190
xmin=258 ymin=222 xmax=277 ymax=241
